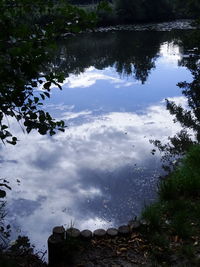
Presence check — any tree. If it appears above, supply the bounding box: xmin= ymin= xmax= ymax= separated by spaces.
xmin=171 ymin=0 xmax=200 ymax=18
xmin=0 ymin=0 xmax=96 ymax=145
xmin=0 ymin=0 xmax=96 ymax=202
xmin=114 ymin=0 xmax=174 ymax=23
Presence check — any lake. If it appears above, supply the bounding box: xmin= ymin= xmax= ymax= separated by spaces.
xmin=0 ymin=21 xmax=194 ymax=252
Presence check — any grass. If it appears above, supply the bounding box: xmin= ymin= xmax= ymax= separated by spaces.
xmin=141 ymin=145 xmax=200 ymax=265
xmin=159 ymin=145 xmax=200 ymax=200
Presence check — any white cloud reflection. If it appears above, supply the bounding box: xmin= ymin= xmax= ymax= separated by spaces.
xmin=159 ymin=42 xmax=182 ymax=66
xmin=0 ymin=96 xmax=187 ymax=251
xmin=61 ymin=67 xmax=139 ymax=89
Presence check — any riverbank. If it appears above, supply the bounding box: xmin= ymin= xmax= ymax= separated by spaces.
xmin=92 ymin=19 xmax=195 ymax=33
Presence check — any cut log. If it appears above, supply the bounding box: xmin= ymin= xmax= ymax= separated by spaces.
xmin=66 ymin=227 xmax=80 ymax=238
xmin=80 ymin=229 xmax=93 ymax=239
xmin=93 ymin=229 xmax=106 ymax=238
xmin=118 ymin=225 xmax=130 ymax=236
xmin=48 ymin=234 xmax=64 ymax=266
xmin=107 ymin=228 xmax=118 ymax=237
xmin=53 ymin=226 xmax=65 ymax=240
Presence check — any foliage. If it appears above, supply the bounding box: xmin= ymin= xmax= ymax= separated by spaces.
xmin=96 ymin=1 xmax=117 ymax=25
xmin=0 ymin=1 xmax=95 ymax=261
xmin=69 ymin=0 xmax=200 ymax=25
xmin=114 ymin=0 xmax=146 ymax=23
xmin=151 ymin=29 xmax=200 ymax=168
xmin=97 ymin=0 xmax=112 ymax=12
xmin=0 ymin=0 xmax=96 ymax=145
xmin=114 ymin=0 xmax=200 ymax=23
xmin=142 ymin=145 xmax=200 ymax=264
xmin=159 ymin=145 xmax=200 ymax=200
xmin=142 ymin=203 xmax=163 ymax=230
xmin=114 ymin=0 xmax=173 ymax=23
xmin=171 ymin=0 xmax=200 ymax=18
xmin=0 ymin=236 xmax=47 ymax=266
xmin=68 ymin=0 xmax=105 ymax=4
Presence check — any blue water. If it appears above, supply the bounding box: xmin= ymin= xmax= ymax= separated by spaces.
xmin=0 ymin=29 xmax=193 ymax=252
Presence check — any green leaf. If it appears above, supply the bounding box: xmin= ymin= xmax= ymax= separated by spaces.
xmin=58 ymin=128 xmax=65 ymax=132
xmin=1 ymin=125 xmax=8 ymax=130
xmin=34 ymin=97 xmax=39 ymax=103
xmin=44 ymin=82 xmax=51 ymax=90
xmin=44 ymin=92 xmax=50 ymax=98
xmin=40 ymin=94 xmax=45 ymax=100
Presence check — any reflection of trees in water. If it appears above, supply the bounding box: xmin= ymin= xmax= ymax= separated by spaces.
xmin=176 ymin=32 xmax=200 ymax=143
xmin=152 ymin=30 xmax=200 ymax=169
xmin=48 ymin=30 xmax=200 ymax=167
xmin=51 ymin=31 xmax=187 ymax=84
xmin=48 ymin=30 xmax=198 ymax=166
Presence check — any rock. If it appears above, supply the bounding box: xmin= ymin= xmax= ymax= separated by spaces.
xmin=128 ymin=220 xmax=141 ymax=231
xmin=118 ymin=225 xmax=130 ymax=236
xmin=66 ymin=227 xmax=80 ymax=238
xmin=107 ymin=228 xmax=118 ymax=237
xmin=81 ymin=229 xmax=93 ymax=239
xmin=93 ymin=229 xmax=106 ymax=238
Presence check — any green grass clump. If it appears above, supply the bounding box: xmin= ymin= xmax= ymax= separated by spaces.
xmin=141 ymin=145 xmax=200 ymax=265
xmin=142 ymin=203 xmax=163 ymax=230
xmin=159 ymin=145 xmax=200 ymax=200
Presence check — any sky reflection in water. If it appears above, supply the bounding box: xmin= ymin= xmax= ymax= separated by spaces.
xmin=0 ymin=36 xmax=192 ymax=250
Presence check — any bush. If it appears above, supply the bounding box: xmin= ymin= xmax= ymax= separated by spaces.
xmin=159 ymin=145 xmax=200 ymax=200
xmin=142 ymin=203 xmax=163 ymax=230
xmin=96 ymin=1 xmax=117 ymax=26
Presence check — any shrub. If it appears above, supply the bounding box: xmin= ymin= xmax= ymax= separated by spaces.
xmin=159 ymin=145 xmax=200 ymax=200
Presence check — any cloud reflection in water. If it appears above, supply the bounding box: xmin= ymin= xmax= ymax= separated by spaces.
xmin=0 ymin=97 xmax=186 ymax=250
xmin=0 ymin=37 xmax=192 ymax=250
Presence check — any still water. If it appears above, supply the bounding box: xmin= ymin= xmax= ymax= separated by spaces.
xmin=0 ymin=23 xmax=194 ymax=251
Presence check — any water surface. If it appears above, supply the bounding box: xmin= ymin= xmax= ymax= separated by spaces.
xmin=0 ymin=25 xmax=194 ymax=251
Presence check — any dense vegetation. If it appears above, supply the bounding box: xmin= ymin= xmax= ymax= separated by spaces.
xmin=141 ymin=145 xmax=200 ymax=265
xmin=0 ymin=0 xmax=96 ymax=146
xmin=68 ymin=0 xmax=200 ymax=25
